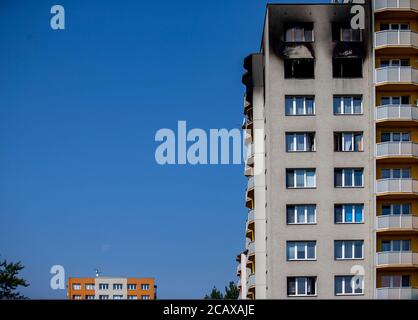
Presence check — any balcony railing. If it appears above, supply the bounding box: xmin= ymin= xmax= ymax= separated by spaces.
xmin=236 ymin=264 xmax=241 ymax=276
xmin=376 ymin=178 xmax=418 ymax=194
xmin=375 ymin=67 xmax=418 ymax=85
xmin=376 ymin=287 xmax=418 ymax=299
xmin=247 ymin=177 xmax=254 ymax=191
xmin=374 ymin=0 xmax=418 ymax=11
xmin=248 ymin=273 xmax=256 ymax=288
xmin=375 ymin=30 xmax=418 ymax=48
xmin=245 ymin=144 xmax=254 ymax=166
xmin=376 ymin=142 xmax=418 ymax=158
xmin=248 ymin=210 xmax=255 ymax=224
xmin=376 ymin=251 xmax=418 ymax=266
xmin=247 ymin=241 xmax=255 ymax=256
xmin=376 ymin=214 xmax=418 ymax=230
xmin=376 ymin=104 xmax=418 ymax=121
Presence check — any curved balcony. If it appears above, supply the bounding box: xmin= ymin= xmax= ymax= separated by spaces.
xmin=245 ymin=177 xmax=254 ymax=209
xmin=374 ymin=0 xmax=418 ymax=13
xmin=376 ymin=104 xmax=418 ymax=123
xmin=376 ymin=251 xmax=418 ymax=268
xmin=376 ymin=142 xmax=418 ymax=159
xmin=375 ymin=31 xmax=418 ymax=54
xmin=375 ymin=67 xmax=418 ymax=90
xmin=247 ymin=241 xmax=255 ymax=257
xmin=376 ymin=287 xmax=418 ymax=300
xmin=247 ymin=209 xmax=255 ymax=224
xmin=247 ymin=273 xmax=256 ymax=289
xmin=376 ymin=214 xmax=418 ymax=232
xmin=245 ymin=144 xmax=254 ymax=166
xmin=376 ymin=178 xmax=418 ymax=196
xmin=244 ymin=165 xmax=253 ymax=177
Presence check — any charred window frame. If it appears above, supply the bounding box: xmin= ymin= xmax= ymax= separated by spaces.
xmin=284 ymin=22 xmax=314 ymax=43
xmin=333 ymin=58 xmax=362 ymax=78
xmin=285 ymin=59 xmax=315 ymax=79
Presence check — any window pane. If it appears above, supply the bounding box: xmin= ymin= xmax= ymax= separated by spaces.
xmin=354 ymin=170 xmax=363 ymax=186
xmin=392 ymin=96 xmax=401 ymax=105
xmin=345 ymin=241 xmax=353 ymax=259
xmin=402 ymin=133 xmax=410 ymax=141
xmin=307 ymin=206 xmax=315 ymax=223
xmin=306 ymin=170 xmax=315 ymax=187
xmin=296 ymin=134 xmax=305 ymax=151
xmin=286 ymin=134 xmax=294 ymax=151
xmin=334 ymin=97 xmax=342 ymax=114
xmin=355 ymin=205 xmax=363 ymax=222
xmin=296 ymin=97 xmax=304 ymax=114
xmin=335 ymin=206 xmax=343 ymax=223
xmin=297 ymin=206 xmax=305 ymax=223
xmin=402 ymin=204 xmax=411 ymax=214
xmin=335 ymin=170 xmax=342 ymax=187
xmin=392 ymin=204 xmax=401 ymax=215
xmin=287 ymin=206 xmax=295 ymax=224
xmin=354 ymin=241 xmax=363 ymax=258
xmin=305 ymin=98 xmax=314 ymax=114
xmin=335 ymin=277 xmax=343 ymax=294
xmin=344 ymin=97 xmax=352 ymax=114
xmin=353 ymin=97 xmax=361 ymax=113
xmin=402 ymin=276 xmax=410 ymax=287
xmin=402 ymin=240 xmax=410 ymax=251
xmin=287 ymin=170 xmax=294 ymax=188
xmin=382 ymin=205 xmax=391 ymax=215
xmin=344 ymin=133 xmax=353 ymax=151
xmin=381 ymin=97 xmax=390 ymax=105
xmin=345 ymin=205 xmax=353 ymax=223
xmin=381 ymin=169 xmax=390 ymax=179
xmin=393 ymin=240 xmax=401 ymax=251
xmin=297 ymin=278 xmax=306 ymax=295
xmin=381 ymin=133 xmax=390 ymax=142
xmin=335 ymin=241 xmax=342 ymax=259
xmin=381 ymin=276 xmax=390 ymax=288
xmin=401 ymin=168 xmax=411 ymax=178
xmin=287 ymin=243 xmax=295 ymax=260
xmin=307 ymin=242 xmax=315 ymax=259
xmin=307 ymin=278 xmax=315 ymax=295
xmin=345 ymin=169 xmax=353 ymax=186
xmin=296 ymin=170 xmax=305 ymax=187
xmin=285 ymin=98 xmax=294 ymax=115
xmin=344 ymin=276 xmax=352 ymax=294
xmin=287 ymin=278 xmax=296 ymax=295
xmin=296 ymin=243 xmax=305 ymax=259
xmin=354 ymin=134 xmax=363 ymax=151
xmin=392 ymin=133 xmax=401 ymax=142
xmin=381 ymin=241 xmax=391 ymax=252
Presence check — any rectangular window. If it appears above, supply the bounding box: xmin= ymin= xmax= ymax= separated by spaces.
xmin=99 ymin=295 xmax=109 ymax=300
xmin=335 ymin=276 xmax=364 ymax=295
xmin=113 ymin=295 xmax=123 ymax=300
xmin=381 ymin=168 xmax=410 ymax=179
xmin=284 ymin=59 xmax=315 ymax=79
xmin=381 ymin=275 xmax=410 ymax=288
xmin=286 ymin=169 xmax=316 ymax=188
xmin=381 ymin=240 xmax=411 ymax=252
xmin=340 ymin=28 xmax=362 ymax=41
xmin=127 ymin=295 xmax=138 ymax=300
xmin=287 ymin=205 xmax=316 ymax=224
xmin=72 ymin=284 xmax=81 ymax=290
xmin=380 ymin=23 xmax=410 ymax=31
xmin=333 ymin=96 xmax=362 ymax=115
xmin=287 ymin=277 xmax=317 ymax=296
xmin=286 ymin=133 xmax=315 ymax=152
xmin=380 ymin=132 xmax=410 ymax=142
xmin=141 ymin=284 xmax=150 ymax=290
xmin=85 ymin=295 xmax=95 ymax=300
xmin=381 ymin=96 xmax=410 ymax=106
xmin=335 ymin=204 xmax=364 ymax=224
xmin=381 ymin=59 xmax=410 ymax=67
xmin=284 ymin=23 xmax=314 ymax=42
xmin=98 ymin=284 xmax=109 ymax=290
xmin=285 ymin=96 xmax=315 ymax=116
xmin=287 ymin=241 xmax=316 ymax=261
xmin=334 ymin=168 xmax=363 ymax=187
xmin=113 ymin=283 xmax=123 ymax=290
xmin=335 ymin=240 xmax=364 ymax=259
xmin=333 ymin=58 xmax=362 ymax=78
xmin=334 ymin=132 xmax=363 ymax=152
xmin=141 ymin=295 xmax=151 ymax=300
xmin=127 ymin=284 xmax=137 ymax=290
xmin=85 ymin=284 xmax=95 ymax=290
xmin=381 ymin=203 xmax=411 ymax=215
xmin=72 ymin=295 xmax=82 ymax=300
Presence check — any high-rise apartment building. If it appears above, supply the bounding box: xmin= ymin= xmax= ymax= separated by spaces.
xmin=68 ymin=276 xmax=156 ymax=300
xmin=237 ymin=0 xmax=418 ymax=299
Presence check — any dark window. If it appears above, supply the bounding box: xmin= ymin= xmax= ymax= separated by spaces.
xmin=333 ymin=58 xmax=362 ymax=78
xmin=285 ymin=59 xmax=314 ymax=79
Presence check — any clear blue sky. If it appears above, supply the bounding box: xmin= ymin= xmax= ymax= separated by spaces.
xmin=0 ymin=0 xmax=327 ymax=299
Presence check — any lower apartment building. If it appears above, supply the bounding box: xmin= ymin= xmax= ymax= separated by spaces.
xmin=68 ymin=276 xmax=156 ymax=300
xmin=237 ymin=1 xmax=418 ymax=299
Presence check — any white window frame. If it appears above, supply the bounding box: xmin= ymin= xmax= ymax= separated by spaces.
xmin=85 ymin=295 xmax=95 ymax=300
xmin=285 ymin=26 xmax=314 ymax=42
xmin=381 ymin=275 xmax=410 ymax=289
xmin=127 ymin=295 xmax=138 ymax=300
xmin=287 ymin=204 xmax=317 ymax=225
xmin=381 ymin=168 xmax=411 ymax=179
xmin=141 ymin=295 xmax=151 ymax=300
xmin=333 ymin=96 xmax=363 ymax=115
xmin=335 ymin=204 xmax=364 ymax=224
xmin=335 ymin=240 xmax=364 ymax=260
xmin=287 ymin=277 xmax=317 ymax=297
xmin=287 ymin=241 xmax=317 ymax=261
xmin=285 ymin=96 xmax=315 ymax=116
xmin=85 ymin=284 xmax=95 ymax=290
xmin=336 ymin=132 xmax=363 ymax=152
xmin=287 ymin=169 xmax=316 ymax=189
xmin=286 ymin=133 xmax=315 ymax=152
xmin=335 ymin=169 xmax=364 ymax=187
xmin=113 ymin=295 xmax=123 ymax=300
xmin=72 ymin=284 xmax=81 ymax=290
xmin=99 ymin=295 xmax=109 ymax=300
xmin=340 ymin=28 xmax=362 ymax=41
xmin=141 ymin=284 xmax=150 ymax=290
xmin=335 ymin=276 xmax=364 ymax=296
xmin=98 ymin=283 xmax=109 ymax=290
xmin=113 ymin=283 xmax=123 ymax=290
xmin=127 ymin=284 xmax=137 ymax=290
xmin=381 ymin=240 xmax=411 ymax=252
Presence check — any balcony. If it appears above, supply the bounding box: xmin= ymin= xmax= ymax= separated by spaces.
xmin=376 ymin=178 xmax=418 ymax=195
xmin=375 ymin=31 xmax=418 ymax=54
xmin=245 ymin=176 xmax=254 ymax=209
xmin=244 ymin=165 xmax=253 ymax=177
xmin=247 ymin=210 xmax=255 ymax=224
xmin=247 ymin=241 xmax=255 ymax=257
xmin=376 ymin=287 xmax=418 ymax=299
xmin=375 ymin=67 xmax=418 ymax=90
xmin=236 ymin=264 xmax=241 ymax=276
xmin=374 ymin=0 xmax=418 ymax=12
xmin=376 ymin=104 xmax=418 ymax=123
xmin=376 ymin=251 xmax=418 ymax=267
xmin=248 ymin=273 xmax=255 ymax=289
xmin=245 ymin=144 xmax=254 ymax=166
xmin=376 ymin=214 xmax=418 ymax=231
xmin=376 ymin=142 xmax=418 ymax=159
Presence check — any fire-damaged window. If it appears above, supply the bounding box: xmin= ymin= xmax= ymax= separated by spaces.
xmin=284 ymin=22 xmax=314 ymax=42
xmin=332 ymin=23 xmax=362 ymax=42
xmin=285 ymin=59 xmax=315 ymax=79
xmin=333 ymin=58 xmax=362 ymax=78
